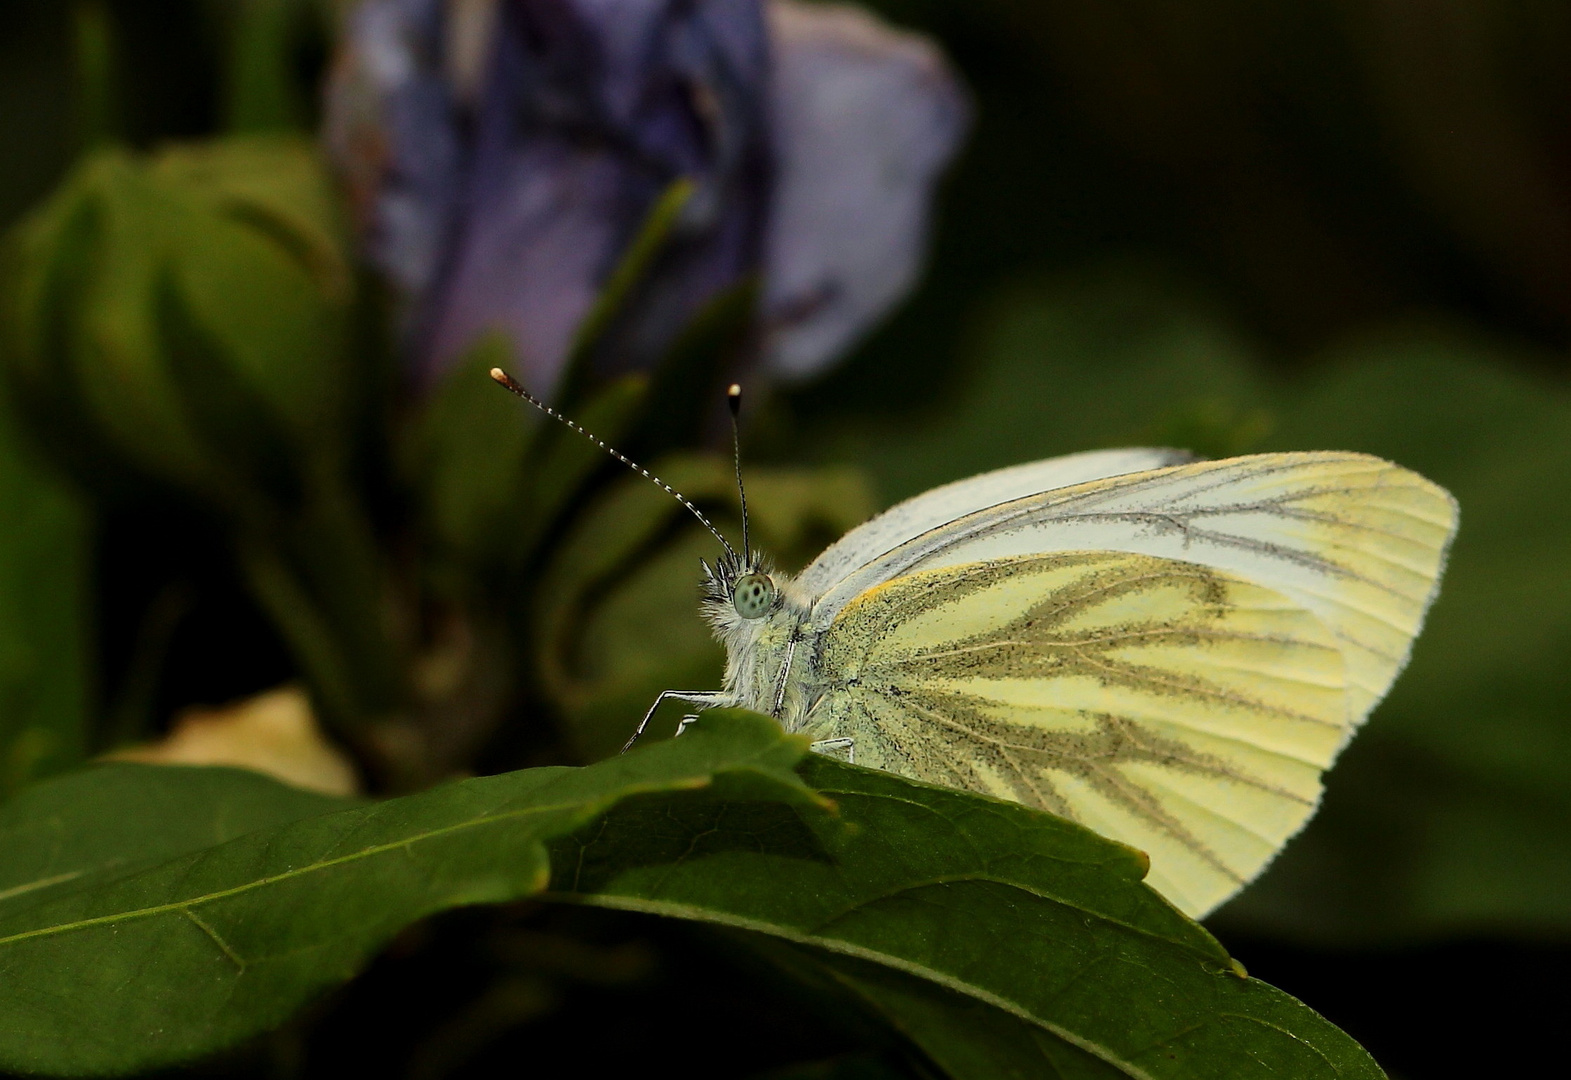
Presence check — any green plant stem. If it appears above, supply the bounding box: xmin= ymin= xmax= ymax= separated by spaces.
xmin=235 ymin=539 xmax=364 ymax=735
xmin=224 ymin=0 xmax=303 ymax=134
xmin=72 ymin=3 xmax=117 ymax=151
xmin=103 ymin=581 xmax=193 ymax=750
xmin=288 ymin=466 xmax=407 ymax=707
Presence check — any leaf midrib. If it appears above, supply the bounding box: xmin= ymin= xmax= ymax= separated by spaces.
xmin=0 ymin=789 xmax=633 ymax=950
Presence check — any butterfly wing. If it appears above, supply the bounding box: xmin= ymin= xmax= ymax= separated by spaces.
xmin=795 ymin=447 xmax=1193 ymax=599
xmin=803 ymin=551 xmax=1349 ymax=917
xmin=809 ymin=452 xmax=1458 ymax=724
xmin=798 ymin=453 xmax=1458 ymax=917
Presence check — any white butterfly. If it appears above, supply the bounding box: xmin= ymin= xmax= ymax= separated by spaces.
xmin=495 ymin=371 xmax=1458 ymax=919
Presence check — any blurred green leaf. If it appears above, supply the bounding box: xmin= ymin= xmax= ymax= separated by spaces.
xmin=409 ymin=334 xmax=648 ymax=597
xmin=409 ymin=335 xmax=539 ymax=596
xmin=799 ymin=267 xmax=1571 ymax=941
xmin=809 ymin=268 xmax=1269 ymax=502
xmin=0 ymin=400 xmax=91 ymax=793
xmin=535 ymin=455 xmax=873 ymax=760
xmin=556 ymin=176 xmax=696 ymax=408
xmin=546 ymin=750 xmax=1384 ymax=1080
xmin=0 ymin=711 xmax=819 ymax=1076
xmin=1220 ymin=329 xmax=1571 ymax=941
xmin=149 ymin=134 xmax=350 ymax=311
xmin=616 ymin=278 xmax=761 ymax=461
xmin=522 ymin=372 xmax=649 ymax=547
xmin=1 ymin=135 xmax=412 ymax=751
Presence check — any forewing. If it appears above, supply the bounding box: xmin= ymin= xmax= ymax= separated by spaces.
xmin=803 ymin=551 xmax=1350 ymax=918
xmin=795 ymin=448 xmax=1191 ymax=599
xmin=809 ymin=452 xmax=1458 ymax=726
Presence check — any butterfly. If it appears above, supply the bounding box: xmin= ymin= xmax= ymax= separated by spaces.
xmin=494 ymin=371 xmax=1458 ymax=919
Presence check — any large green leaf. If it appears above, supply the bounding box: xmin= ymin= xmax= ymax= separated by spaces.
xmin=0 ymin=711 xmax=819 ymax=1076
xmin=0 ymin=763 xmax=352 ymax=919
xmin=0 ymin=711 xmax=1382 ymax=1079
xmin=796 ymin=268 xmax=1571 ymax=941
xmin=546 ymin=753 xmax=1382 ymax=1080
xmin=0 ymin=399 xmax=90 ymax=793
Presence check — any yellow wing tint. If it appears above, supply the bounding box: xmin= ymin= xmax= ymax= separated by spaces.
xmin=809 ymin=452 xmax=1459 ymax=729
xmin=802 ymin=551 xmax=1352 ymax=918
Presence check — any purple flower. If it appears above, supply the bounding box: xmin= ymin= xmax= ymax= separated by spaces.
xmin=325 ymin=0 xmax=968 ymax=392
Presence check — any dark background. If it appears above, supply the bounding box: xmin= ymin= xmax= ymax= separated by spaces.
xmin=2 ymin=2 xmax=1568 ymax=1077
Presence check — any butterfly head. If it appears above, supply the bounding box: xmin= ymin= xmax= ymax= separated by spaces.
xmin=701 ymin=549 xmax=782 ymax=623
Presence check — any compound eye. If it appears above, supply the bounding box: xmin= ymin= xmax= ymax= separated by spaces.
xmin=732 ymin=573 xmax=777 ymax=620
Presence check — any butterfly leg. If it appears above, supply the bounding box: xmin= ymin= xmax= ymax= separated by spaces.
xmin=769 ymin=636 xmax=799 ymax=718
xmin=674 ymin=715 xmax=701 ymax=737
xmin=810 ymin=738 xmax=855 ymax=764
xmin=621 ymin=691 xmax=727 ymax=754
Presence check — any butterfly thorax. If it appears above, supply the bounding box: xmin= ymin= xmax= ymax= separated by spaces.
xmin=700 ymin=553 xmax=817 ymax=729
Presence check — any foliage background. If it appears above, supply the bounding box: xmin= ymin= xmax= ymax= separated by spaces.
xmin=1 ymin=1 xmax=1568 ymax=1077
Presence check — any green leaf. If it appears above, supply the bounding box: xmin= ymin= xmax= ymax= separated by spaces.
xmin=0 ymin=763 xmax=352 ymax=920
xmin=618 ymin=278 xmax=761 ymax=461
xmin=407 ymin=334 xmax=539 ymax=596
xmin=0 ymin=715 xmax=1382 ymax=1079
xmin=150 ymin=135 xmax=353 ymax=476
xmin=0 ymin=711 xmax=819 ymax=1076
xmin=1 ymin=138 xmax=411 ymax=748
xmin=546 ymin=752 xmax=1384 ymax=1080
xmin=0 ymin=399 xmax=91 ymax=793
xmin=521 ymin=371 xmax=649 ymax=545
xmin=805 ymin=268 xmax=1267 ymax=505
xmin=409 ymin=333 xmax=649 ymax=596
xmin=556 ymin=176 xmax=696 ymax=406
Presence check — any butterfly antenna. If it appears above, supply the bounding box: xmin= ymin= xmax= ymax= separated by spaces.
xmin=490 ymin=368 xmax=738 ymax=559
xmin=727 ymin=383 xmax=751 ymax=564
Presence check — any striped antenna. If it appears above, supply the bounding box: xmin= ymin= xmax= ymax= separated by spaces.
xmin=489 ymin=368 xmax=738 ymax=559
xmin=726 ymin=383 xmax=751 ymax=563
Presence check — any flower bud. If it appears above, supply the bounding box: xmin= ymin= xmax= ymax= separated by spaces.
xmin=1 ymin=136 xmax=354 ymax=510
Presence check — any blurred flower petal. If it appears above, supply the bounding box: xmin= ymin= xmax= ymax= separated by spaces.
xmin=761 ymin=1 xmax=970 ymax=379
xmin=108 ymin=686 xmax=360 ymax=797
xmin=325 ymin=0 xmax=967 ymax=391
xmin=328 ymin=0 xmax=770 ymax=390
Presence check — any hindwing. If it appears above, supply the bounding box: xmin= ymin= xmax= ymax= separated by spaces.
xmin=802 ymin=550 xmax=1350 ymax=917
